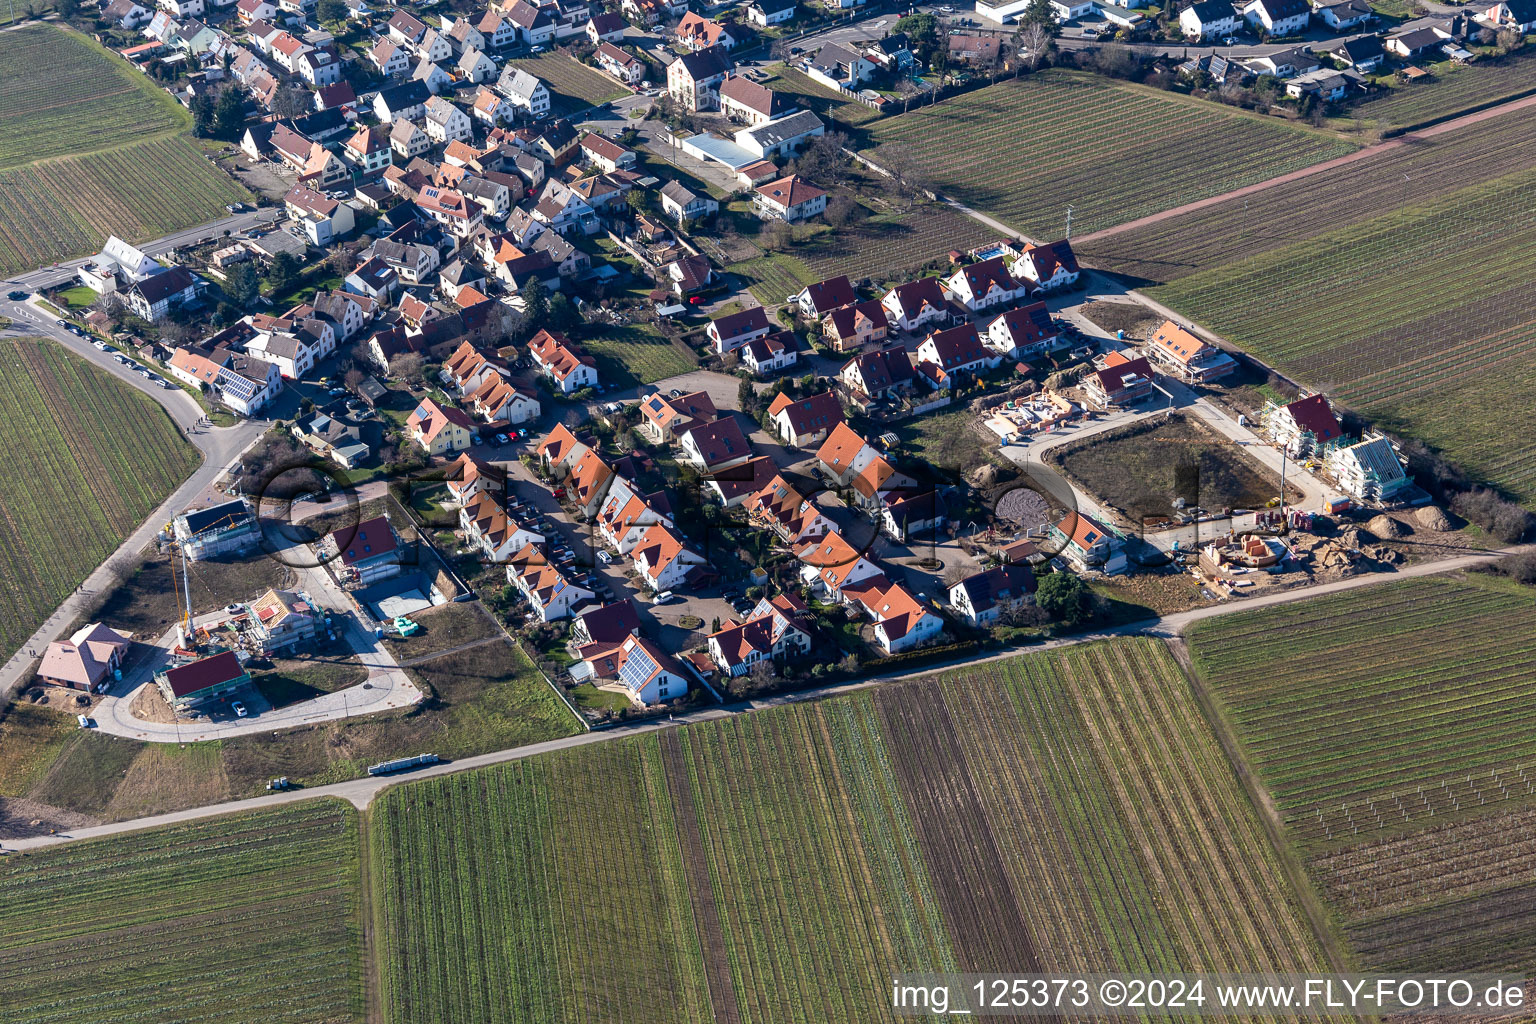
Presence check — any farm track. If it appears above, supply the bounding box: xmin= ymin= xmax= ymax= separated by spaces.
xmin=659 ymin=729 xmax=742 ymax=1024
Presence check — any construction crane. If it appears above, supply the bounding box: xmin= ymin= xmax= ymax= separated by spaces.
xmin=167 ymin=539 xmax=193 ymax=647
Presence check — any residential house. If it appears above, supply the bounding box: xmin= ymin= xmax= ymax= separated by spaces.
xmin=719 ymin=73 xmax=787 ymax=126
xmin=156 ymin=651 xmax=250 ymax=712
xmin=476 ymin=9 xmax=518 ymax=48
xmin=329 ymin=515 xmax=401 ymax=584
xmin=639 ymin=388 xmax=717 ymax=442
xmin=343 ymin=124 xmax=393 ymax=176
xmin=1049 ymin=511 xmax=1125 ymax=573
xmin=945 ymin=256 xmax=1020 ymax=312
xmin=668 ymin=45 xmax=732 ymax=111
xmin=389 ymin=118 xmax=430 ymax=161
xmin=881 ymin=489 xmax=946 ymax=542
xmin=386 ymin=9 xmax=426 ymax=44
xmin=679 ymin=416 xmax=753 ymax=473
xmin=167 ymin=347 xmax=282 ymax=415
xmin=411 ymin=57 xmax=454 ymax=95
xmin=1326 ymin=434 xmax=1410 ymax=502
xmin=528 ymin=328 xmax=599 ymax=392
xmin=1266 ymin=393 xmax=1343 ymax=455
xmin=572 ymin=600 xmax=641 ymax=649
xmin=293 ymin=410 xmax=370 ymax=469
xmin=457 ymin=46 xmax=498 ymax=83
xmin=882 ymin=277 xmax=950 ymax=333
xmin=1386 ymin=26 xmax=1445 ymax=57
xmin=804 ymin=41 xmax=875 ymax=90
xmin=1286 ymin=67 xmax=1364 ymax=99
xmin=38 ymin=623 xmax=131 ymax=692
xmin=948 ymin=564 xmax=1037 ymax=626
xmin=1083 ymin=351 xmax=1155 ymax=407
xmin=594 ymin=40 xmax=646 ymax=83
xmin=580 ymin=132 xmax=636 ymax=173
xmin=985 ymin=301 xmax=1058 ymax=359
xmin=1180 ymin=0 xmax=1242 ymax=39
xmin=795 ymin=274 xmax=855 ymax=318
xmin=707 ymin=594 xmax=812 ymax=676
xmin=744 ymin=475 xmax=835 ymax=544
xmin=704 ymin=453 xmax=776 ymax=507
xmin=509 ymin=543 xmax=594 ymax=621
xmin=106 ymin=0 xmax=154 ymax=28
xmin=1312 ymin=0 xmax=1372 ymax=29
xmin=796 ymin=530 xmax=883 ymax=601
xmin=597 ymin=479 xmax=674 ymax=555
xmin=423 ymin=96 xmax=473 ymax=144
xmin=767 ymin=390 xmax=843 ymax=447
xmin=823 ymin=299 xmax=889 ymax=353
xmin=664 ymin=253 xmax=715 ymax=295
xmin=1147 ymin=320 xmax=1237 ymax=382
xmin=297 ymin=49 xmax=341 ymax=86
xmin=127 ymin=267 xmax=197 ymax=321
xmin=468 ymin=374 xmax=540 ymax=424
xmin=416 ymin=26 xmax=453 ymax=63
xmin=1008 ymin=239 xmax=1080 ymax=294
xmin=504 ymin=0 xmax=556 ymax=46
xmin=853 ymin=580 xmax=944 ymax=654
xmin=587 ymin=10 xmax=627 ymax=41
xmin=174 ymin=497 xmax=260 ymax=560
xmin=461 ymin=492 xmax=544 ymax=561
xmin=497 ymin=66 xmax=552 ymax=118
xmin=748 ymin=0 xmax=797 ymax=25
xmin=753 ymin=174 xmax=826 ymax=222
xmin=347 ymin=257 xmax=399 ymax=299
xmin=865 ymin=32 xmax=914 ymax=70
xmin=1329 ymin=34 xmax=1386 ymax=70
xmin=1244 ymin=45 xmax=1321 ymax=75
xmin=406 ymin=397 xmax=475 ymax=454
xmin=1243 ymin=0 xmax=1310 ymax=32
xmin=472 ymin=86 xmax=513 ymax=125
xmin=675 ymin=11 xmax=735 ymax=49
xmin=371 ymin=37 xmax=411 ymax=75
xmin=740 ymin=331 xmax=800 ymax=376
xmin=605 ymin=634 xmax=690 ymax=705
xmin=1479 ymin=0 xmax=1536 ymax=30
xmin=632 ymin=524 xmax=708 ymax=591
xmin=659 ymin=180 xmax=719 ymax=222
xmin=948 ymin=32 xmax=1002 ymax=64
xmin=284 ymin=184 xmax=355 ymax=246
xmin=374 ymin=80 xmax=430 ymax=121
xmin=707 ymin=305 xmax=772 ymax=354
xmin=815 ymin=422 xmax=878 ymax=487
xmin=838 ymin=347 xmax=915 ymax=404
xmin=915 ymin=324 xmax=992 ymax=388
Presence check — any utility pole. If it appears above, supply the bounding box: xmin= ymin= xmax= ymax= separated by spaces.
xmin=1065 ymin=204 xmax=1074 ymax=239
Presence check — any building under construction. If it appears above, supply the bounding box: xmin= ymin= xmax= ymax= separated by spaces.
xmin=172 ymin=497 xmax=261 ymax=561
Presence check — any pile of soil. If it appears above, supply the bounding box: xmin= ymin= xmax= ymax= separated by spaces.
xmin=1367 ymin=514 xmax=1406 ymax=538
xmin=1416 ymin=505 xmax=1453 ymax=531
xmin=996 ymin=486 xmax=1051 ymax=526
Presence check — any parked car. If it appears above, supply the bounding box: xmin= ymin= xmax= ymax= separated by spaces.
xmin=653 ymin=590 xmax=677 ymax=605
xmin=77 ymin=714 xmax=95 ymax=728
xmin=471 ymin=434 xmax=483 ymax=445
xmin=225 ymin=603 xmax=244 ymax=613
xmin=1081 ymin=26 xmax=1098 ymax=36
xmin=93 ymin=340 xmax=107 ymax=350
xmin=55 ymin=318 xmax=67 ymax=326
xmin=597 ymin=550 xmax=613 ymax=564
xmin=6 ymin=290 xmax=27 ymax=300
xmin=495 ymin=433 xmax=510 ymax=445
xmin=669 ymin=388 xmax=682 ymax=398
xmin=232 ymin=701 xmax=249 ymax=718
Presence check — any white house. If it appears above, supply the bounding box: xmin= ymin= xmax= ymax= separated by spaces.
xmin=881 ymin=278 xmax=951 ymax=333
xmin=948 ymin=564 xmax=1037 ymax=626
xmin=944 ymin=256 xmax=1021 ymax=312
xmin=1179 ymin=0 xmax=1242 ymax=38
xmin=497 ymin=67 xmax=551 ymax=118
xmin=1326 ymin=435 xmax=1411 ymax=502
xmin=706 ymin=306 xmax=772 ymax=354
xmin=753 ymin=174 xmax=826 ymax=222
xmin=631 ymin=524 xmax=708 ymax=591
xmin=1242 ymin=0 xmax=1310 ymax=34
xmin=707 ymin=593 xmax=811 ymax=676
xmin=985 ymin=302 xmax=1058 ymax=359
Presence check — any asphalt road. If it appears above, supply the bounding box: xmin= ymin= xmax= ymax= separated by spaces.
xmin=4 ymin=537 xmax=1521 ymax=852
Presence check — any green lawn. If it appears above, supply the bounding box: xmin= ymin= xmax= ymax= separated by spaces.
xmin=505 ymin=52 xmax=628 ymax=117
xmin=581 ymin=323 xmax=697 ymax=386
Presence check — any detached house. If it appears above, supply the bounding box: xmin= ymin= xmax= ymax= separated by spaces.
xmin=1148 ymin=320 xmax=1238 ymax=382
xmin=1083 ymin=351 xmax=1155 ymax=408
xmin=659 ymin=180 xmax=718 ymax=222
xmin=632 ymin=524 xmax=708 ymax=591
xmin=948 ymin=564 xmax=1037 ymax=626
xmin=795 ymin=275 xmax=856 ymax=319
xmin=598 ymin=479 xmax=674 ymax=555
xmin=39 ymin=623 xmax=131 ymax=692
xmin=497 ymin=66 xmax=551 ymax=117
xmin=603 ymin=634 xmax=690 ymax=706
xmin=915 ymin=324 xmax=992 ymax=388
xmin=667 ymin=45 xmax=732 ymax=111
xmin=680 ymin=416 xmax=753 ymax=474
xmin=1179 ymin=0 xmax=1241 ymax=38
xmin=128 ymin=267 xmax=198 ymax=321
xmin=1050 ymin=512 xmax=1125 ymax=573
xmin=838 ymin=347 xmax=916 ymax=404
xmin=882 ymin=277 xmax=950 ymax=334
xmin=753 ymin=174 xmax=826 ymax=223
xmin=720 ymin=73 xmax=787 ymax=126
xmin=509 ymin=543 xmax=594 ymax=621
xmin=823 ymin=299 xmax=889 ymax=353
xmin=675 ymin=11 xmax=735 ymax=50
xmin=594 ymin=41 xmax=645 ymax=84
xmin=707 ymin=593 xmax=812 ymax=676
xmin=797 ymin=530 xmax=883 ymax=602
xmin=1009 ymin=239 xmax=1080 ymax=294
xmin=945 ymin=256 xmax=1021 ymax=313
xmin=1242 ymin=0 xmax=1310 ymax=34
xmin=707 ymin=305 xmax=772 ymax=354
xmin=528 ymin=329 xmax=598 ymax=393
xmin=767 ymin=390 xmax=843 ymax=447
xmin=640 ymin=389 xmax=717 ymax=443
xmin=985 ymin=301 xmax=1057 ymax=360
xmin=854 ymin=580 xmax=944 ymax=655
xmin=1327 ymin=434 xmax=1410 ymax=502
xmin=406 ymin=397 xmax=475 ymax=455
xmin=1266 ymin=393 xmax=1343 ymax=455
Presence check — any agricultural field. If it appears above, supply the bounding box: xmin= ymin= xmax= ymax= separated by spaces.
xmin=370 ymin=639 xmax=1328 ymax=1022
xmin=727 ymin=250 xmax=816 ymax=307
xmin=0 ymin=801 xmax=365 ymax=1024
xmin=0 ymin=338 xmax=199 ymax=665
xmin=0 ymin=24 xmax=186 ymax=168
xmin=862 ymin=70 xmax=1358 ymax=238
xmin=761 ymin=64 xmax=885 ymax=127
xmin=1187 ymin=574 xmax=1536 ymax=973
xmin=0 ymin=24 xmax=249 ymax=276
xmin=1353 ymin=50 xmax=1536 ymax=130
xmin=1079 ymin=106 xmax=1536 ymax=503
xmin=506 ymin=52 xmax=628 ymax=116
xmin=580 ymin=322 xmax=697 ymax=386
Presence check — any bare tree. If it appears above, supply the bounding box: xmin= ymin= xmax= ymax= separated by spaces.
xmin=92 ymin=292 xmax=124 ymax=322
xmin=271 ymin=86 xmax=313 ymax=119
xmin=792 ymin=132 xmax=852 ymax=190
xmin=389 ymin=352 xmax=426 ymax=382
xmin=873 ymin=143 xmax=929 ymax=210
xmin=824 ymin=193 xmax=859 ymax=227
xmin=1017 ymin=21 xmax=1052 ymax=73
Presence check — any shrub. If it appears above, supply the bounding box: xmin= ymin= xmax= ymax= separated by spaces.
xmin=1450 ymin=487 xmax=1533 ymax=543
xmin=1036 ymin=571 xmax=1090 ymax=627
xmin=1478 ymin=551 xmax=1536 ymax=585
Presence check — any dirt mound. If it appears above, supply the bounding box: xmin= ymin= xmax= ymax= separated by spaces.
xmin=1368 ymin=514 xmax=1406 ymax=538
xmin=1416 ymin=505 xmax=1453 ymax=531
xmin=996 ymin=486 xmax=1051 ymax=526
